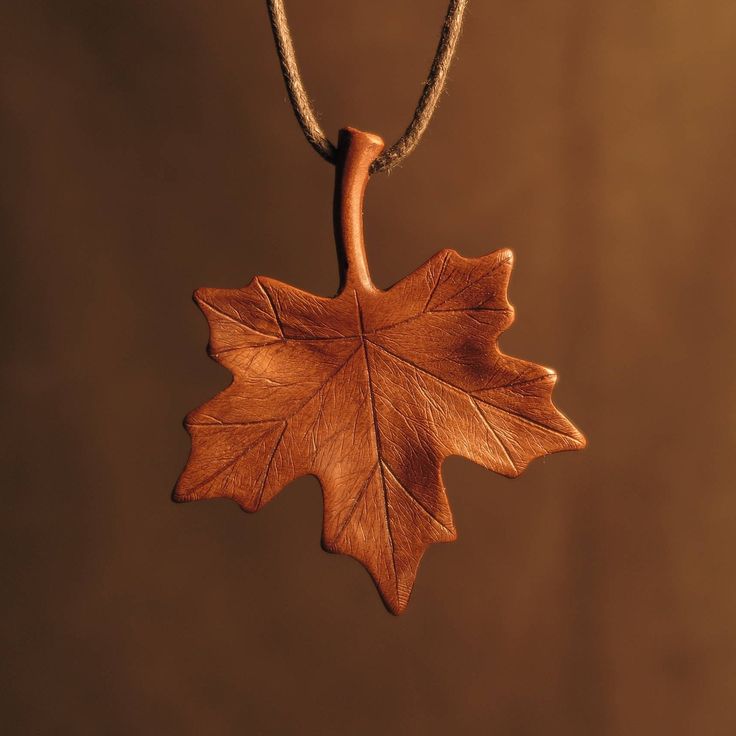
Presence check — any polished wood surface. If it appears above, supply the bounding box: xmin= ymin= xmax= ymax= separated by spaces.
xmin=175 ymin=127 xmax=585 ymax=614
xmin=4 ymin=1 xmax=736 ymax=731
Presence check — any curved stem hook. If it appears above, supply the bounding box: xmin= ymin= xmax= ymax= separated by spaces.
xmin=333 ymin=128 xmax=384 ymax=293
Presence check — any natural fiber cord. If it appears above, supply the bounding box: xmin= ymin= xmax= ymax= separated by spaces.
xmin=266 ymin=0 xmax=468 ymax=174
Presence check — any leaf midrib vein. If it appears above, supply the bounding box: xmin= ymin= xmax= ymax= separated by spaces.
xmin=356 ymin=295 xmax=399 ymax=597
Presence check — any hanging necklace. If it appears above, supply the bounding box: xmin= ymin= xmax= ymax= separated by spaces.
xmin=175 ymin=0 xmax=586 ymax=615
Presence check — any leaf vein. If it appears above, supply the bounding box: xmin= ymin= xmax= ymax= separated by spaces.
xmin=357 ymin=294 xmax=398 ymax=595
xmin=255 ymin=422 xmax=287 ymax=510
xmin=430 ymin=253 xmax=512 ymax=310
xmin=422 ymin=251 xmax=451 ymax=313
xmin=198 ymin=295 xmax=280 ymax=340
xmin=256 ymin=279 xmax=286 ymax=338
xmin=383 ymin=461 xmax=453 ymax=535
xmin=368 ymin=340 xmax=575 ymax=441
xmin=470 ymin=398 xmax=518 ymax=474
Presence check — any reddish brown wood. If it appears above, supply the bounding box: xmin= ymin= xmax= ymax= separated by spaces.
xmin=175 ymin=127 xmax=586 ymax=614
xmin=333 ymin=128 xmax=384 ymax=291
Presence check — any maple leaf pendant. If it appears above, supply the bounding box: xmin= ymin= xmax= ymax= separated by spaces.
xmin=175 ymin=127 xmax=586 ymax=614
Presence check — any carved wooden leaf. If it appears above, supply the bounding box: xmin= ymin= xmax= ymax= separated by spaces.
xmin=175 ymin=128 xmax=585 ymax=614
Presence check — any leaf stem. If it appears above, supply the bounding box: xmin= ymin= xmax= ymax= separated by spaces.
xmin=333 ymin=127 xmax=384 ymax=293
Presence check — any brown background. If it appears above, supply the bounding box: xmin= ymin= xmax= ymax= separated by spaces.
xmin=2 ymin=1 xmax=735 ymax=734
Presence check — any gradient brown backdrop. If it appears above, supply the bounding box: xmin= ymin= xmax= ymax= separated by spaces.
xmin=2 ymin=1 xmax=735 ymax=734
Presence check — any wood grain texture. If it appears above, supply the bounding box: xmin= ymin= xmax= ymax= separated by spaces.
xmin=174 ymin=127 xmax=585 ymax=614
